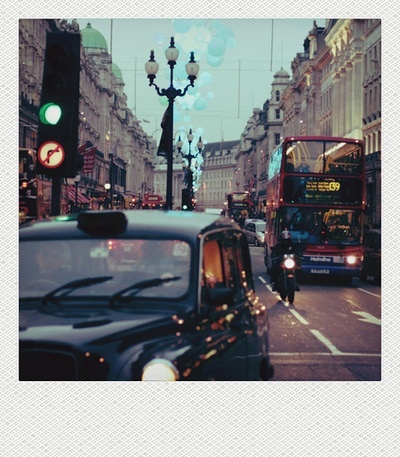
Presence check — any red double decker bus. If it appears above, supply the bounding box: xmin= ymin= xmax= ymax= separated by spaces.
xmin=227 ymin=191 xmax=251 ymax=217
xmin=264 ymin=136 xmax=366 ymax=284
xmin=140 ymin=194 xmax=165 ymax=210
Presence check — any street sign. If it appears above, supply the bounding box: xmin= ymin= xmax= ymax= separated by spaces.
xmin=38 ymin=141 xmax=65 ymax=169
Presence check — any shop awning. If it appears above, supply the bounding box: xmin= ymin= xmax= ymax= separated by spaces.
xmin=67 ymin=185 xmax=91 ymax=204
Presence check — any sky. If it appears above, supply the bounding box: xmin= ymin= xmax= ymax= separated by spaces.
xmin=76 ymin=18 xmax=321 ymax=144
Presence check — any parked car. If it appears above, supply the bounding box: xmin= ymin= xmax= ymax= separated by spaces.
xmin=19 ymin=210 xmax=274 ymax=381
xmin=243 ymin=219 xmax=265 ymax=246
xmin=360 ymin=228 xmax=381 ymax=284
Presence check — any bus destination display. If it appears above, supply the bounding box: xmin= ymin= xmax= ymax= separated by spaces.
xmin=283 ymin=176 xmax=362 ymax=205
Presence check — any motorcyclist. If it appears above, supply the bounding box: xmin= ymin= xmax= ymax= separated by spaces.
xmin=270 ymin=229 xmax=300 ymax=292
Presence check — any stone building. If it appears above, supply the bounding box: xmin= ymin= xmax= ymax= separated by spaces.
xmin=234 ymin=68 xmax=290 ymax=214
xmin=195 ymin=140 xmax=238 ymax=211
xmin=278 ymin=19 xmax=381 ymax=226
xmin=152 ymin=160 xmax=185 ymax=209
xmin=19 ymin=19 xmax=155 ymax=212
xmin=361 ymin=19 xmax=381 ymax=227
xmin=233 ymin=19 xmax=381 ymax=226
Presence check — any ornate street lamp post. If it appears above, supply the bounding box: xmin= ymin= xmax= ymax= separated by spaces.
xmin=104 ymin=182 xmax=111 ymax=209
xmin=176 ymin=129 xmax=204 ymax=211
xmin=145 ymin=37 xmax=199 ymax=210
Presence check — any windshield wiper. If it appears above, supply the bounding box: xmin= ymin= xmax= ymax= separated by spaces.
xmin=109 ymin=276 xmax=181 ymax=307
xmin=42 ymin=276 xmax=113 ymax=305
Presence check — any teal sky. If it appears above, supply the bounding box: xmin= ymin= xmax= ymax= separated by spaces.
xmin=77 ymin=18 xmax=322 ymax=144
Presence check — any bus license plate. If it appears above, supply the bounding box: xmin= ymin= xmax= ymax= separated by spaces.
xmin=311 ymin=269 xmax=330 ymax=274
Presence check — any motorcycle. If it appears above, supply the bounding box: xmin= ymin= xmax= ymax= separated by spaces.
xmin=276 ymin=253 xmax=299 ymax=304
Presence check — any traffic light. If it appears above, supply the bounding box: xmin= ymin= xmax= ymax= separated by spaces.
xmin=36 ymin=32 xmax=81 ymax=177
xmin=182 ymin=188 xmax=192 ymax=211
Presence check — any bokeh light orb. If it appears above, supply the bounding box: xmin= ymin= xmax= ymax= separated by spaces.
xmin=207 ymin=37 xmax=226 ymax=57
xmin=193 ymin=97 xmax=207 ymax=111
xmin=195 ymin=32 xmax=206 ymax=44
xmin=226 ymin=37 xmax=236 ymax=48
xmin=154 ymin=32 xmax=166 ymax=45
xmin=206 ymin=54 xmax=224 ymax=67
xmin=187 ymin=86 xmax=199 ymax=96
xmin=172 ymin=19 xmax=193 ymax=33
xmin=199 ymin=71 xmax=212 ymax=85
xmin=195 ymin=127 xmax=204 ymax=137
xmin=174 ymin=61 xmax=188 ymax=81
xmin=174 ymin=110 xmax=182 ymax=122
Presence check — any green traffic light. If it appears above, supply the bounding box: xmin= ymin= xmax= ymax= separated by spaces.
xmin=39 ymin=102 xmax=62 ymax=125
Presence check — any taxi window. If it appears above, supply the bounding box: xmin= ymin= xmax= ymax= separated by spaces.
xmin=202 ymin=232 xmax=251 ymax=305
xmin=203 ymin=239 xmax=224 ymax=289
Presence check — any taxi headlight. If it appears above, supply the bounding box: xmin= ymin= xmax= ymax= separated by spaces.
xmin=141 ymin=358 xmax=179 ymax=381
xmin=346 ymin=255 xmax=357 ymax=265
xmin=283 ymin=257 xmax=296 ymax=269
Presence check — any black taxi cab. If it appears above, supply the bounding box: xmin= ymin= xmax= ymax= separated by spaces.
xmin=19 ymin=210 xmax=273 ymax=381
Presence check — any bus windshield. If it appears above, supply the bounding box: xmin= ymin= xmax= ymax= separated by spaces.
xmin=280 ymin=207 xmax=363 ymax=246
xmin=285 ymin=139 xmax=363 ymax=175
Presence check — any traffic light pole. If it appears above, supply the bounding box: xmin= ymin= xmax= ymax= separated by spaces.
xmin=36 ymin=31 xmax=81 ymax=216
xmin=36 ymin=31 xmax=81 ymax=181
xmin=51 ymin=175 xmax=61 ymax=216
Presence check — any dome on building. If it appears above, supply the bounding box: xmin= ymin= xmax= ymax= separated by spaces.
xmin=112 ymin=62 xmax=123 ymax=81
xmin=274 ymin=67 xmax=290 ymax=79
xmin=81 ymin=23 xmax=108 ymax=52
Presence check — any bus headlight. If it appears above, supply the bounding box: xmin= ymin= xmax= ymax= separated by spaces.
xmin=141 ymin=358 xmax=179 ymax=381
xmin=346 ymin=255 xmax=357 ymax=265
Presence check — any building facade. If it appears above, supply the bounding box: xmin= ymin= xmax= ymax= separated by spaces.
xmin=19 ymin=19 xmax=155 ymax=212
xmin=195 ymin=140 xmax=238 ymax=212
xmin=234 ymin=68 xmax=290 ymax=214
xmin=234 ymin=19 xmax=381 ymax=227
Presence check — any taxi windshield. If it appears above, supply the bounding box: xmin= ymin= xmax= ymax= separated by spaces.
xmin=19 ymin=238 xmax=191 ymax=300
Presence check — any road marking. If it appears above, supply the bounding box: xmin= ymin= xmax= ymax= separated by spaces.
xmin=352 ymin=311 xmax=381 ymax=326
xmin=345 ymin=298 xmax=363 ymax=311
xmin=256 ymin=276 xmax=380 ymax=358
xmin=257 ymin=276 xmax=275 ymax=293
xmin=309 ymin=329 xmax=342 ymax=355
xmin=258 ymin=275 xmax=309 ymax=324
xmin=288 ymin=309 xmax=309 ymax=325
xmin=357 ymin=287 xmax=381 ymax=298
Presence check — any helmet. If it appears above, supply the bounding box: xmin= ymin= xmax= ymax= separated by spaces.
xmin=281 ymin=229 xmax=291 ymax=241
